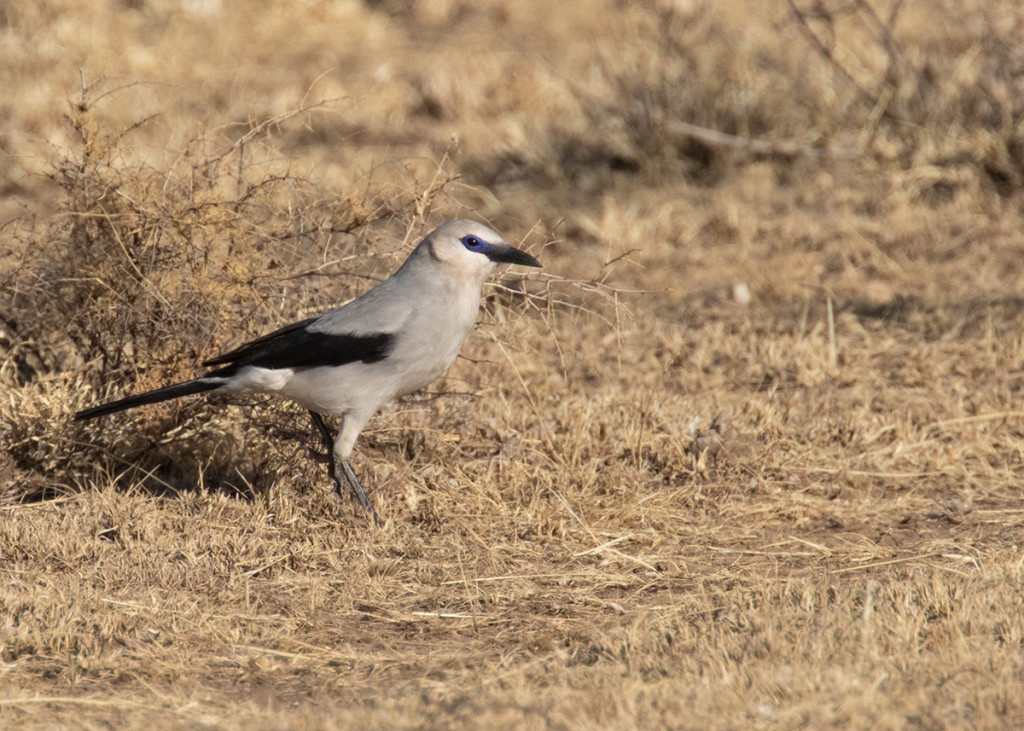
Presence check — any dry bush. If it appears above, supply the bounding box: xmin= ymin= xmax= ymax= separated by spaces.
xmin=507 ymin=0 xmax=1024 ymax=202
xmin=786 ymin=0 xmax=1024 ymax=195
xmin=0 ymin=81 xmax=459 ymax=502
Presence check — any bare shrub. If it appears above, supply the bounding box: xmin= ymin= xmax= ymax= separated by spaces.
xmin=787 ymin=0 xmax=1024 ymax=195
xmin=550 ymin=0 xmax=1024 ymax=197
xmin=1 ymin=82 xmax=387 ymax=500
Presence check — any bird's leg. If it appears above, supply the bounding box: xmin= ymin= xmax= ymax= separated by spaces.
xmin=308 ymin=411 xmax=344 ymax=506
xmin=308 ymin=410 xmax=379 ymax=523
xmin=341 ymin=459 xmax=380 ymax=524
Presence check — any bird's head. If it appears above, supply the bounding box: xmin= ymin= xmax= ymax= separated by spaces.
xmin=424 ymin=220 xmax=541 ymax=279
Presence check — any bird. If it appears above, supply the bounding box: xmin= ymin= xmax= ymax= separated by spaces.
xmin=75 ymin=219 xmax=542 ymax=521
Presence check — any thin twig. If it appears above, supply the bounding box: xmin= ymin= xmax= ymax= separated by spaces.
xmin=666 ymin=120 xmax=861 ymax=159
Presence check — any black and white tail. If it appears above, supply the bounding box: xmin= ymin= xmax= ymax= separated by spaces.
xmin=74 ymin=379 xmax=224 ymax=420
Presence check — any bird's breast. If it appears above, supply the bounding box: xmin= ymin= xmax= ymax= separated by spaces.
xmin=389 ymin=293 xmax=479 ymax=396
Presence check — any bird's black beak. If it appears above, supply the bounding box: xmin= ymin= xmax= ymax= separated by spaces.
xmin=487 ymin=244 xmax=542 ymax=268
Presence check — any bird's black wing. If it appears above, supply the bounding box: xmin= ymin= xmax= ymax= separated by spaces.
xmin=203 ymin=317 xmax=396 ymax=376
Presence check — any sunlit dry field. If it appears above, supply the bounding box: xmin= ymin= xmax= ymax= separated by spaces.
xmin=3 ymin=0 xmax=1024 ymax=727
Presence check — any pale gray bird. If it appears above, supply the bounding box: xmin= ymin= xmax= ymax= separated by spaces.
xmin=75 ymin=220 xmax=541 ymax=520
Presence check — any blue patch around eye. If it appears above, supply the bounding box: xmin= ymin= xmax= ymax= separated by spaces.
xmin=461 ymin=234 xmax=492 ymax=253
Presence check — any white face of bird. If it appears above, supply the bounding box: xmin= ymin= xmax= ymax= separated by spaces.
xmin=427 ymin=220 xmax=542 ymax=279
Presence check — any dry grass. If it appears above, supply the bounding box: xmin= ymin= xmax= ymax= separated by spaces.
xmin=3 ymin=0 xmax=1024 ymax=727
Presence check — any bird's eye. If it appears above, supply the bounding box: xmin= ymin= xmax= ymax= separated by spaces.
xmin=464 ymin=235 xmax=482 ymax=248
